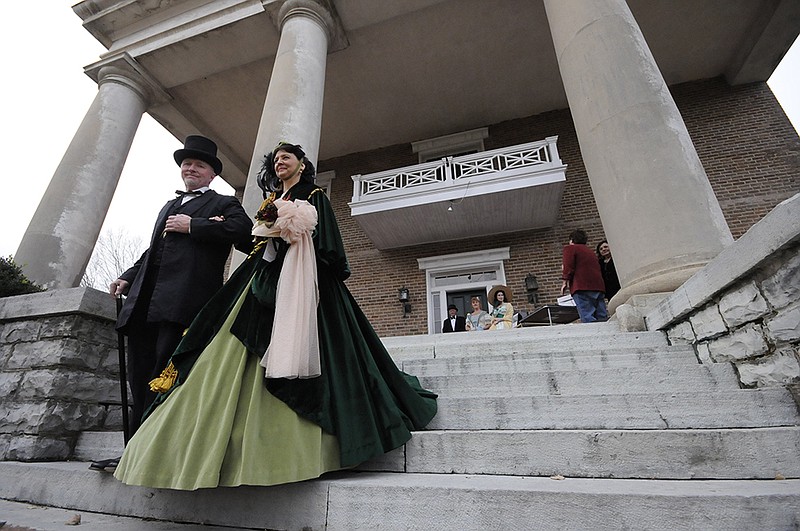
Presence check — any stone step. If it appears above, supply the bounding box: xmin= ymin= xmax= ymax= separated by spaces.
xmin=384 ymin=326 xmax=669 ymax=362
xmin=0 ymin=461 xmax=797 ymax=530
xmin=82 ymin=424 xmax=800 ymax=481
xmin=431 ymin=388 xmax=800 ymax=430
xmin=362 ymin=427 xmax=800 ymax=480
xmin=419 ymin=363 xmax=738 ymax=396
xmin=0 ymin=498 xmax=230 ymax=531
xmin=74 ymin=431 xmax=124 ymax=461
xmin=402 ymin=344 xmax=698 ymax=376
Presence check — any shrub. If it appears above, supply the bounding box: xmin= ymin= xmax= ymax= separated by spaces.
xmin=0 ymin=256 xmax=45 ymax=297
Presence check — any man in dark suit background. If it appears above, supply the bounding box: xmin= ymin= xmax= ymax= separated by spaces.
xmin=442 ymin=304 xmax=466 ymax=333
xmin=110 ymin=135 xmax=252 ymax=439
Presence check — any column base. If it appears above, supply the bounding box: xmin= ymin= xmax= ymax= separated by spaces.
xmin=607 ymin=259 xmax=712 ymax=331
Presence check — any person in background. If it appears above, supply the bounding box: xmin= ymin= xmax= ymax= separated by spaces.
xmin=465 ymin=297 xmax=491 ymax=331
xmin=488 ymin=285 xmax=514 ymax=330
xmin=90 ymin=135 xmax=252 ymax=472
xmin=596 ymin=240 xmax=621 ymax=300
xmin=442 ymin=304 xmax=467 ymax=333
xmin=561 ymin=229 xmax=608 ymax=323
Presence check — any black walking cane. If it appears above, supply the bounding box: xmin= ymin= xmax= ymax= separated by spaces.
xmin=116 ymin=295 xmax=131 ymax=446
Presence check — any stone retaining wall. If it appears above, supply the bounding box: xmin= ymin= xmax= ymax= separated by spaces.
xmin=0 ymin=288 xmax=122 ymax=460
xmin=646 ymin=193 xmax=800 ymax=388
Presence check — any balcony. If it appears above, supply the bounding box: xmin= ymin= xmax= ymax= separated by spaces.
xmin=349 ymin=137 xmax=567 ymax=249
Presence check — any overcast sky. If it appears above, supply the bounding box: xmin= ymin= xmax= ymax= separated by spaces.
xmin=1 ymin=5 xmax=798 ymax=261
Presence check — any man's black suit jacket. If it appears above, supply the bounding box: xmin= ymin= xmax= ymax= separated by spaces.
xmin=116 ymin=190 xmax=252 ymax=331
xmin=442 ymin=316 xmax=467 ymax=333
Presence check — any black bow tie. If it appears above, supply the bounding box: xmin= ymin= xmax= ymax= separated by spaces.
xmin=176 ymin=190 xmax=204 ymax=197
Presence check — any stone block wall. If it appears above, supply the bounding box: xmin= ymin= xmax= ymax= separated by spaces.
xmin=0 ymin=288 xmax=122 ymax=461
xmin=646 ymin=194 xmax=800 ymax=388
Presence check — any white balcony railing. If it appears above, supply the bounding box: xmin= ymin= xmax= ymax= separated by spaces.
xmin=351 ymin=136 xmax=562 ymax=203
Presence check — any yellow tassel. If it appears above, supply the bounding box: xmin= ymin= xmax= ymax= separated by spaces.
xmin=249 ymin=238 xmax=267 ymax=257
xmin=149 ymin=362 xmax=178 ymax=393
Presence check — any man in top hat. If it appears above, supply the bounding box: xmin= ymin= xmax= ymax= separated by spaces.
xmin=93 ymin=135 xmax=252 ymax=469
xmin=442 ymin=304 xmax=467 ymax=333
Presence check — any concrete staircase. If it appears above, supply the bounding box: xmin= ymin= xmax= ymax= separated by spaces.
xmin=1 ymin=323 xmax=799 ymax=530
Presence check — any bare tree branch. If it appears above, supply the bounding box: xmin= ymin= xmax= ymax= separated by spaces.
xmin=81 ymin=228 xmax=146 ymax=290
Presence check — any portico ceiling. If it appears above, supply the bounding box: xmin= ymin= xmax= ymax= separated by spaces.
xmin=73 ymin=0 xmax=799 ymax=189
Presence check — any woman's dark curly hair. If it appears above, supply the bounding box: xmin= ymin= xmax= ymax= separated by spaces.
xmin=256 ymin=142 xmax=316 ymax=197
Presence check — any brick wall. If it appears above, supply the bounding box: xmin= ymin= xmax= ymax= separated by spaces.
xmin=319 ymin=77 xmax=800 ymax=337
xmin=674 ymin=78 xmax=800 ymax=238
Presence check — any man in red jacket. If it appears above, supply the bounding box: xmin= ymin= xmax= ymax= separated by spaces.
xmin=561 ymin=229 xmax=608 ymax=323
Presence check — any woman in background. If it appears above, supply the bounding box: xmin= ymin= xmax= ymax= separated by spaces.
xmin=487 ymin=285 xmax=514 ymax=330
xmin=465 ymin=296 xmax=491 ymax=331
xmin=596 ymin=240 xmax=621 ymax=300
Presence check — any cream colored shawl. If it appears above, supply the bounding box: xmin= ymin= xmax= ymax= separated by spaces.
xmin=251 ymin=199 xmax=320 ymax=378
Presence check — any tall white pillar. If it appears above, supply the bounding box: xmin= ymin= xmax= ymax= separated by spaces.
xmin=240 ymin=0 xmax=334 ymax=217
xmin=15 ymin=66 xmax=149 ymax=289
xmin=543 ymin=0 xmax=734 ymax=307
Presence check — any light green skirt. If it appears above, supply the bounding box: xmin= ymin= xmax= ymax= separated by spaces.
xmin=114 ymin=290 xmax=341 ymax=491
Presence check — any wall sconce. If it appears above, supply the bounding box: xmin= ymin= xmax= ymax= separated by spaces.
xmin=524 ymin=273 xmax=540 ymax=305
xmin=398 ymin=287 xmax=411 ymax=317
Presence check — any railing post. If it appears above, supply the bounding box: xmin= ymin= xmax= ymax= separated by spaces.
xmin=545 ymin=136 xmax=560 ymax=164
xmin=444 ymin=157 xmax=453 ymax=183
xmin=351 ymin=174 xmax=362 ymax=202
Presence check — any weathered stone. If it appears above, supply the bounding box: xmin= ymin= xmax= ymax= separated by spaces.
xmin=689 ymin=305 xmax=727 ymax=341
xmin=0 ymin=434 xmax=10 ymax=458
xmin=103 ymin=405 xmax=124 ymax=431
xmin=37 ymin=315 xmax=79 ymax=339
xmin=736 ymin=347 xmax=800 ymax=388
xmin=707 ymin=324 xmax=769 ymax=362
xmin=0 ymin=287 xmax=116 ymax=322
xmin=765 ymin=303 xmax=800 ymax=343
xmin=0 ymin=343 xmax=12 ymax=367
xmin=718 ymin=282 xmax=770 ymax=328
xmin=0 ymin=401 xmax=50 ymax=434
xmin=614 ymin=303 xmax=645 ymax=332
xmin=1 ymin=320 xmax=42 ymax=344
xmin=41 ymin=402 xmax=107 ymax=434
xmin=6 ymin=434 xmax=72 ymax=461
xmin=761 ymin=248 xmax=800 ymax=311
xmin=5 ymin=338 xmax=100 ymax=370
xmin=98 ymin=346 xmax=124 ymax=375
xmin=0 ymin=372 xmax=23 ymax=397
xmin=79 ymin=342 xmax=117 ymax=374
xmin=18 ymin=370 xmax=119 ymax=402
xmin=0 ymin=400 xmax=105 ymax=435
xmin=39 ymin=315 xmax=115 ymax=344
xmin=667 ymin=321 xmax=695 ymax=345
xmin=695 ymin=342 xmax=712 ymax=364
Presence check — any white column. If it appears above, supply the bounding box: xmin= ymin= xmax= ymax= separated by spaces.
xmin=15 ymin=67 xmax=149 ymax=289
xmin=240 ymin=0 xmax=332 ymax=218
xmin=543 ymin=0 xmax=734 ymax=308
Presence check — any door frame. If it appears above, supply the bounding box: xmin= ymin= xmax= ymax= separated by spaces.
xmin=418 ymin=247 xmax=510 ymax=334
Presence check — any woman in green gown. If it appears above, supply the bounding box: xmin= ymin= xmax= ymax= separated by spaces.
xmin=114 ymin=143 xmax=437 ymax=490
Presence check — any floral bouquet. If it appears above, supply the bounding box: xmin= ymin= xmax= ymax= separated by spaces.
xmin=252 ymin=198 xmax=317 ymax=242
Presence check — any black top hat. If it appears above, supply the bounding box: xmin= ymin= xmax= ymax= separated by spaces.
xmin=173 ymin=135 xmax=223 ymax=175
xmin=447 ymin=304 xmax=458 ymax=311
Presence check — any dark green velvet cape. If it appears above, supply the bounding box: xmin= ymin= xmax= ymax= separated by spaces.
xmin=147 ymin=181 xmax=437 ymax=467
